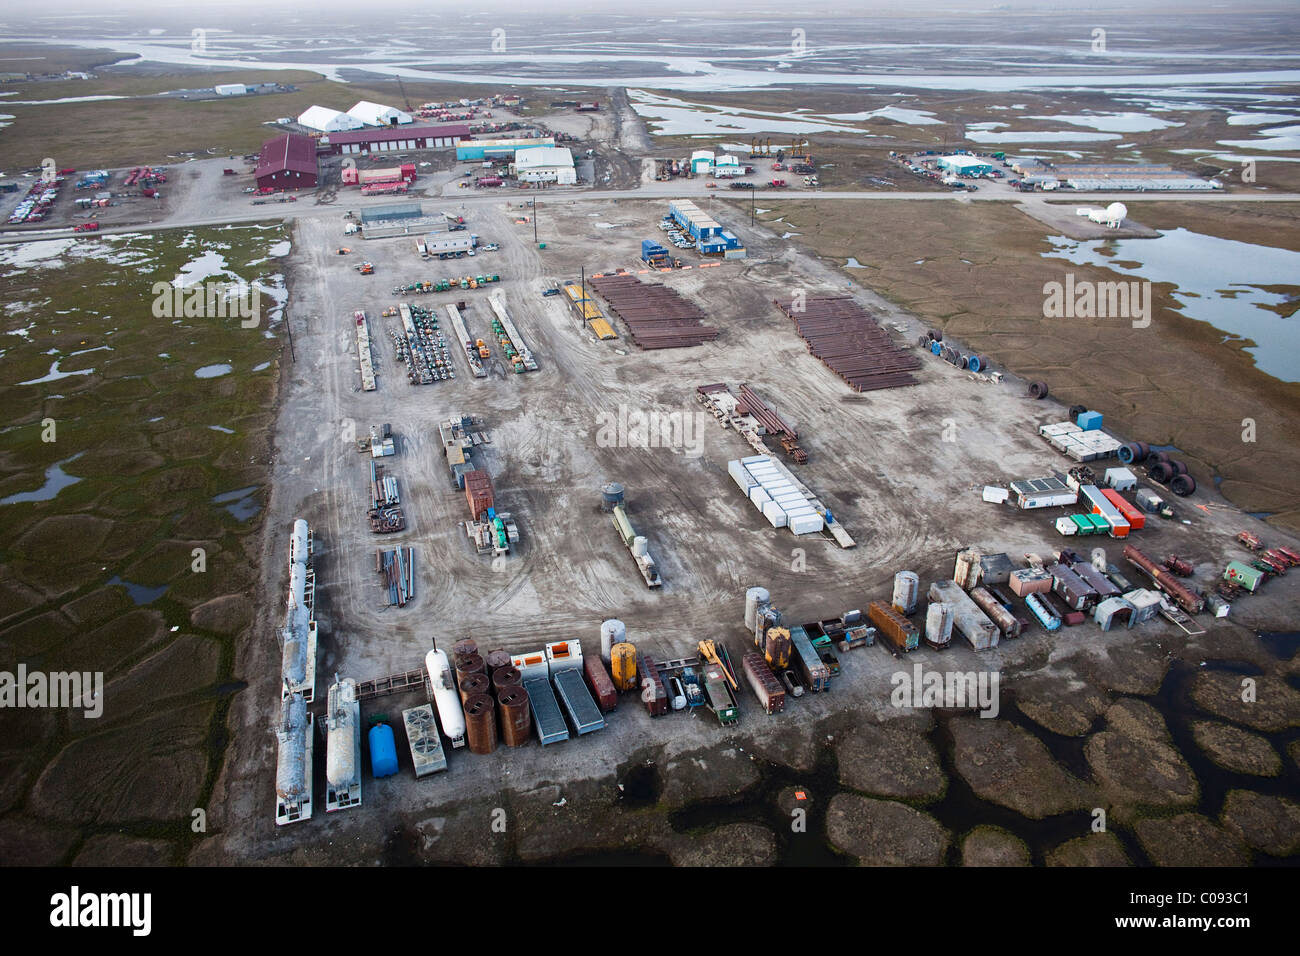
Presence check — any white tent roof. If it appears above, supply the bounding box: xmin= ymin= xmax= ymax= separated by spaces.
xmin=347 ymin=100 xmax=413 ymax=127
xmin=298 ymin=105 xmax=363 ymax=132
xmin=514 ymin=146 xmax=574 ymax=169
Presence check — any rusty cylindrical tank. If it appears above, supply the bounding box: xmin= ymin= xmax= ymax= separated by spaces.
xmin=464 ymin=693 xmax=497 ymax=754
xmin=484 ymin=648 xmax=511 ymax=677
xmin=497 ymin=686 xmax=531 ymax=747
xmin=451 ymin=638 xmax=478 ymax=662
xmin=455 ymin=652 xmax=486 ymax=687
xmin=610 ymin=641 xmax=638 ymax=691
xmin=458 ymin=672 xmax=490 ymax=706
xmin=491 ymin=665 xmax=522 ymax=692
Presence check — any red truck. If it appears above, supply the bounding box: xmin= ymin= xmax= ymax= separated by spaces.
xmin=73 ymin=222 xmax=100 ymax=233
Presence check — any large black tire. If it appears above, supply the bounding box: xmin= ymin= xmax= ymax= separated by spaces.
xmin=1170 ymin=460 xmax=1189 ymax=476
xmin=1149 ymin=461 xmax=1174 ymax=484
xmin=1028 ymin=381 xmax=1049 ymax=400
xmin=1170 ymin=473 xmax=1197 ymax=497
xmin=1069 ymin=404 xmax=1087 ymax=419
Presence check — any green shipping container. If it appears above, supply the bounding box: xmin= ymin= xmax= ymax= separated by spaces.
xmin=1069 ymin=514 xmax=1094 ymax=535
xmin=1086 ymin=514 xmax=1110 ymax=534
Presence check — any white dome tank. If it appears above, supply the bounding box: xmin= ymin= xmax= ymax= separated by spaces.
xmin=926 ymin=602 xmax=954 ymax=645
xmin=600 ymin=619 xmax=626 ymax=664
xmin=1106 ymin=202 xmax=1127 ymax=223
xmin=892 ymin=571 xmax=919 ymax=615
xmin=744 ymin=587 xmax=770 ymax=631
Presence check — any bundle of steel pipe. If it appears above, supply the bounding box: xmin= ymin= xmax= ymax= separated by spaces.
xmin=590 ymin=274 xmax=718 ymax=349
xmin=773 ymin=296 xmax=920 ymax=392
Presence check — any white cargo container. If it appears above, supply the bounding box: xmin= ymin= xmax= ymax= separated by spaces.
xmin=788 ymin=512 xmax=825 ymax=535
xmin=749 ymin=486 xmax=772 ymax=507
xmin=762 ymin=501 xmax=788 ymax=528
xmin=1056 ymin=516 xmax=1078 ymax=535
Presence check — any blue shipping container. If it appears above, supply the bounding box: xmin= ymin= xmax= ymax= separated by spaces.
xmin=368 ymin=723 xmax=399 ymax=778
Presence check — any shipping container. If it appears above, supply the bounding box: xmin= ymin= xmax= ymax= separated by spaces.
xmin=1049 ymin=562 xmax=1096 ymax=610
xmin=742 ymin=651 xmax=785 ymax=714
xmin=464 ymin=470 xmax=495 ymax=519
xmin=1081 ymin=484 xmax=1130 ymax=537
xmin=553 ymin=668 xmax=605 ymax=735
xmin=583 ymin=654 xmax=618 ymax=712
xmin=1101 ymin=488 xmax=1145 ymax=530
xmin=867 ymin=601 xmax=920 ymax=653
xmin=638 ymin=653 xmax=668 ymax=716
xmin=1009 ymin=568 xmax=1053 ymax=596
xmin=789 ymin=626 xmax=831 ymax=690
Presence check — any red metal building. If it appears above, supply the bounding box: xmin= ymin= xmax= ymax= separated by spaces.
xmin=255 ymin=133 xmax=319 ymax=190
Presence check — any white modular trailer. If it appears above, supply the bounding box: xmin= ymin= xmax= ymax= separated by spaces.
xmin=749 ymin=485 xmax=772 ymax=507
xmin=1056 ymin=516 xmax=1079 ymax=536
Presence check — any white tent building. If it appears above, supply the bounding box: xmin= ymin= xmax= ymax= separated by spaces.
xmin=513 ymin=146 xmax=577 ymax=185
xmin=348 ymin=100 xmax=413 ymax=127
xmin=298 ymin=105 xmax=364 ymax=133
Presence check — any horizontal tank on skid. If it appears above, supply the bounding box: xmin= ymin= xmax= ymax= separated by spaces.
xmin=325 ymin=677 xmax=361 ymax=811
xmin=425 ymin=649 xmax=467 ymax=748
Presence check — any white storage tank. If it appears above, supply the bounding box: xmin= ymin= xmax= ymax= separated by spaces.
xmin=599 ymin=619 xmax=626 ymax=663
xmin=425 ymin=649 xmax=467 ymax=748
xmin=925 ymin=602 xmax=954 ymax=648
xmin=892 ymin=571 xmax=919 ymax=615
xmin=744 ymin=587 xmax=770 ymax=631
xmin=290 ymin=519 xmax=310 ymax=566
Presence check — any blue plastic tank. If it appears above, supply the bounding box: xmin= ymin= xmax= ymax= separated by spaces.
xmin=369 ymin=723 xmax=399 ymax=778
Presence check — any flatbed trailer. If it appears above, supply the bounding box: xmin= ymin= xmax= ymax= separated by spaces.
xmin=522 ymin=676 xmax=570 ymax=745
xmin=553 ymin=668 xmax=605 ymax=735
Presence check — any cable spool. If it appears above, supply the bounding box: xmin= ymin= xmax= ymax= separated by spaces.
xmin=1150 ymin=451 xmax=1170 ymax=465
xmin=1118 ymin=443 xmax=1137 ymax=464
xmin=931 ymin=329 xmax=943 ymax=342
xmin=968 ymin=355 xmax=982 ymax=372
xmin=917 ymin=334 xmax=929 ymax=348
xmin=1170 ymin=460 xmax=1189 ymax=476
xmin=959 ymin=355 xmax=969 ymax=370
xmin=1069 ymin=404 xmax=1087 ymax=419
xmin=1028 ymin=381 xmax=1049 ymax=399
xmin=930 ymin=341 xmax=942 ymax=355
xmin=1135 ymin=442 xmax=1150 ymax=460
xmin=1170 ymin=473 xmax=1197 ymax=497
xmin=1149 ymin=461 xmax=1174 ymax=484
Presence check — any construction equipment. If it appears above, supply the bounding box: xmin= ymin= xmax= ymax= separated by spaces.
xmin=697 ymin=640 xmax=738 ymax=691
xmin=356 ymin=261 xmax=374 ymax=275
xmin=475 ymin=338 xmax=490 ymax=359
xmin=337 ymin=247 xmax=351 ymax=255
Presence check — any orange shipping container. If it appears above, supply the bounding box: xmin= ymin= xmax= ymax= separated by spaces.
xmin=1101 ymin=488 xmax=1145 ymax=530
xmin=464 ymin=470 xmax=495 ymax=519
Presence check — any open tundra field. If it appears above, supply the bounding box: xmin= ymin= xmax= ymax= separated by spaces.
xmin=192 ymin=196 xmax=1300 ymax=866
xmin=0 ymin=224 xmax=287 ymax=864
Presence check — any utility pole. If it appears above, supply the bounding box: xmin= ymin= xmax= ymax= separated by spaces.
xmin=750 ymin=186 xmax=754 ymax=226
xmin=580 ymin=265 xmax=585 ymax=328
xmin=533 ymin=198 xmax=538 ymax=244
